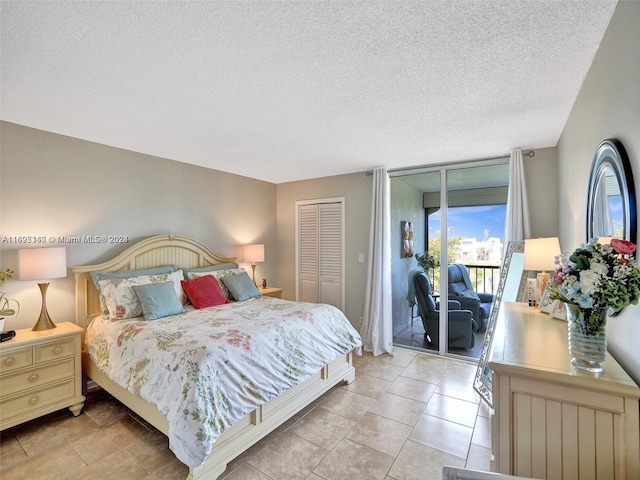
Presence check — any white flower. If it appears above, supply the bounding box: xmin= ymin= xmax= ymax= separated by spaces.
xmin=590 ymin=261 xmax=608 ymax=276
xmin=579 ymin=269 xmax=601 ymax=296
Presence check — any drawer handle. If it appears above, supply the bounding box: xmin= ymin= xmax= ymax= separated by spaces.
xmin=29 ymin=374 xmax=39 ymax=382
xmin=29 ymin=396 xmax=39 ymax=405
xmin=5 ymin=357 xmax=15 ymax=366
xmin=53 ymin=346 xmax=63 ymax=354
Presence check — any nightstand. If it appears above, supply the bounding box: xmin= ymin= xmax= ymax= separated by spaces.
xmin=259 ymin=287 xmax=283 ymax=298
xmin=0 ymin=322 xmax=86 ymax=430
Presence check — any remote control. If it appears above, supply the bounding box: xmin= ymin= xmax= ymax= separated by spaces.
xmin=0 ymin=330 xmax=16 ymax=342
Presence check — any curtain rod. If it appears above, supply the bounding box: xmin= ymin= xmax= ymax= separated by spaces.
xmin=365 ymin=150 xmax=536 ymax=176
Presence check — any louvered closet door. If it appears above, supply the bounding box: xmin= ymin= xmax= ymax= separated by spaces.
xmin=299 ymin=204 xmax=319 ymax=303
xmin=297 ymin=201 xmax=344 ymax=309
xmin=318 ymin=203 xmax=342 ymax=308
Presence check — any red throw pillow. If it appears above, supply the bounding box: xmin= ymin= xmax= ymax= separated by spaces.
xmin=181 ymin=275 xmax=229 ymax=309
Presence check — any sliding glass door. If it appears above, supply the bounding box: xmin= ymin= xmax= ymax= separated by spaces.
xmin=391 ymin=160 xmax=509 ymax=360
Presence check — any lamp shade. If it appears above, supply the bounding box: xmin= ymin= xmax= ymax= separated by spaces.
xmin=523 ymin=237 xmax=561 ymax=271
xmin=597 ymin=236 xmax=616 ymax=245
xmin=18 ymin=247 xmax=67 ymax=280
xmin=244 ymin=244 xmax=265 ymax=263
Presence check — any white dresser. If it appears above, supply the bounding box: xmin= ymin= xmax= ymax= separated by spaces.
xmin=0 ymin=322 xmax=85 ymax=430
xmin=489 ymin=302 xmax=640 ymax=480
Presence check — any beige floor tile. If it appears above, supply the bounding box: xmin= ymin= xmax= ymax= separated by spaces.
xmin=435 ymin=376 xmax=480 ymax=403
xmin=123 ymin=420 xmax=177 ymax=473
xmin=465 ymin=443 xmax=492 ymax=471
xmin=346 ymin=412 xmax=413 ymax=457
xmin=247 ymin=432 xmax=328 ymax=480
xmin=409 ymin=414 xmax=473 ymax=459
xmin=59 ymin=449 xmax=148 ymax=480
xmin=1 ymin=442 xmax=87 ymax=480
xmin=305 ymin=473 xmax=325 ymax=480
xmin=288 ymin=406 xmax=355 ymax=450
xmin=313 ymin=438 xmax=394 ymax=480
xmin=358 ymin=361 xmax=406 ymax=382
xmin=83 ymin=391 xmax=132 ymax=427
xmin=423 ymin=393 xmax=479 ymax=427
xmin=387 ymin=375 xmax=437 ymax=403
xmin=12 ymin=412 xmax=101 ymax=457
xmin=223 ymin=462 xmax=272 ymax=480
xmin=0 ymin=435 xmax=28 ymax=472
xmin=444 ymin=361 xmax=478 ymax=383
xmin=342 ymin=372 xmax=392 ymax=399
xmin=141 ymin=457 xmax=189 ymax=480
xmin=387 ymin=439 xmax=465 ymax=480
xmin=353 ymin=351 xmax=376 ymax=367
xmin=71 ymin=416 xmax=147 ymax=464
xmin=368 ymin=392 xmax=426 ymax=426
xmin=471 ymin=415 xmax=491 ymax=449
xmin=319 ymin=387 xmax=376 ymax=421
xmin=376 ymin=349 xmax=417 ymax=368
xmin=400 ymin=354 xmax=449 ymax=384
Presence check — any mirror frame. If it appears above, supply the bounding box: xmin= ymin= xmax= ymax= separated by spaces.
xmin=586 ymin=139 xmax=637 ymax=242
xmin=473 ymin=240 xmax=528 ymax=407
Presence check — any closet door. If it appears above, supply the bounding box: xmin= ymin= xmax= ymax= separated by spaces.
xmin=297 ymin=200 xmax=344 ymax=310
xmin=298 ymin=204 xmax=320 ymax=303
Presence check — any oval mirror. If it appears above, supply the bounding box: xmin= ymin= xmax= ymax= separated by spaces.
xmin=586 ymin=139 xmax=637 ymax=242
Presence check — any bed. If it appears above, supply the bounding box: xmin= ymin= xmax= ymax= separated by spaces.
xmin=72 ymin=234 xmax=361 ymax=480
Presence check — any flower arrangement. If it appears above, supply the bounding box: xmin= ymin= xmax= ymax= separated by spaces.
xmin=415 ymin=251 xmax=440 ymax=271
xmin=0 ymin=268 xmax=19 ymax=317
xmin=549 ymin=238 xmax=640 ymax=330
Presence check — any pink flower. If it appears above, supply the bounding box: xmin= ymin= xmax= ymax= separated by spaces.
xmin=610 ymin=238 xmax=637 ymax=255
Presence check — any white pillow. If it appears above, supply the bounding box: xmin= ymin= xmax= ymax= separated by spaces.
xmin=98 ymin=270 xmax=185 ymax=320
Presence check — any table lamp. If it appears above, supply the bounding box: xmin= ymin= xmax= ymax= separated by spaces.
xmin=524 ymin=237 xmax=561 ymax=304
xmin=18 ymin=247 xmax=67 ymax=331
xmin=244 ymin=244 xmax=265 ymax=287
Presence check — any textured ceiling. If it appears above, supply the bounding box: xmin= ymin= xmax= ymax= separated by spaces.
xmin=1 ymin=1 xmax=618 ymax=184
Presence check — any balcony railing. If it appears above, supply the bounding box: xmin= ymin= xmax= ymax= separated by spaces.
xmin=427 ymin=264 xmax=501 ymax=296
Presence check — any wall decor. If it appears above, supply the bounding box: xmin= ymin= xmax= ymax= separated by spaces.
xmin=401 ymin=221 xmax=414 ymax=258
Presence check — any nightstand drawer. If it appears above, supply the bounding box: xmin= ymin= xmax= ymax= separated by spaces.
xmin=0 ymin=358 xmax=75 ymax=396
xmin=0 ymin=348 xmax=33 ymax=373
xmin=36 ymin=338 xmax=75 ymax=363
xmin=0 ymin=378 xmax=76 ymax=419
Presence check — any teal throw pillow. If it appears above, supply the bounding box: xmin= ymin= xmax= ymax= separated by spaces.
xmin=132 ymin=281 xmax=185 ymax=321
xmin=221 ymin=272 xmax=261 ymax=301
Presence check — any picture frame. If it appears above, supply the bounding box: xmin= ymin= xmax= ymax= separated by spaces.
xmin=526 ymin=278 xmax=537 ymax=304
xmin=401 ymin=221 xmax=414 ymax=258
xmin=551 ymin=300 xmax=567 ymax=320
xmin=538 ymin=285 xmax=556 ymax=314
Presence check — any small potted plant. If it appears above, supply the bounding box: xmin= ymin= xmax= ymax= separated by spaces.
xmin=414 ymin=251 xmax=440 ymax=271
xmin=0 ymin=269 xmax=19 ymax=322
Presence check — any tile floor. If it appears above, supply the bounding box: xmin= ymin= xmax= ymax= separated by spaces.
xmin=0 ymin=348 xmax=492 ymax=480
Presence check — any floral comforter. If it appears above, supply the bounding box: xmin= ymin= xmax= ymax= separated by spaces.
xmin=85 ymin=296 xmax=362 ymax=467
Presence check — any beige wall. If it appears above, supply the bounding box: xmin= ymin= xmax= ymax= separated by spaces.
xmin=525 ymin=147 xmax=559 ymax=238
xmin=0 ymin=121 xmax=277 ymax=331
xmin=276 ymin=173 xmax=372 ymax=329
xmin=557 ymin=0 xmax=640 ymax=382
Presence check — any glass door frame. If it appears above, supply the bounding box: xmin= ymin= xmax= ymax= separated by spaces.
xmin=390 ymin=157 xmax=509 ymax=360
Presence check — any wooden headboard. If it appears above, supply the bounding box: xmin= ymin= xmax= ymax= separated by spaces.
xmin=72 ymin=234 xmax=236 ymax=329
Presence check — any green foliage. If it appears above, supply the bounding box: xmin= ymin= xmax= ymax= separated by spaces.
xmin=0 ymin=269 xmax=19 ymax=316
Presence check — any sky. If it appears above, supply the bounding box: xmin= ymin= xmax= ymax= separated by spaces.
xmin=428 ymin=204 xmax=507 ymax=242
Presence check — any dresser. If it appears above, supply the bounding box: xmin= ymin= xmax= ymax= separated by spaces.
xmin=489 ymin=302 xmax=640 ymax=480
xmin=0 ymin=322 xmax=85 ymax=430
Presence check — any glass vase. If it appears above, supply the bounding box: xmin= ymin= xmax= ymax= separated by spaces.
xmin=566 ymin=304 xmax=608 ymax=373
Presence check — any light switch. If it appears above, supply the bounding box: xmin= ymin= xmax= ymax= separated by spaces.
xmin=358 ymin=253 xmax=365 ymax=263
